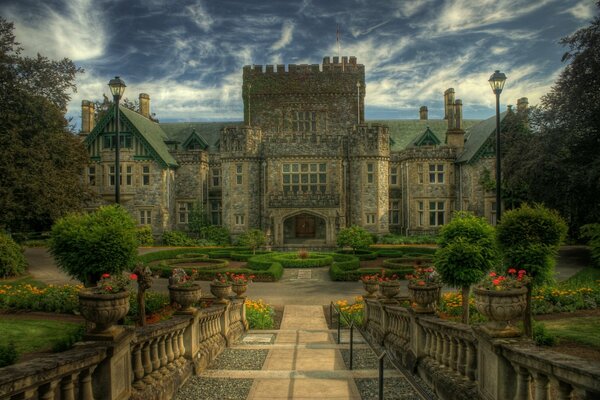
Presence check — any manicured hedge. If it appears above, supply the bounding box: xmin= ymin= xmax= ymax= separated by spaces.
xmin=230 ymin=250 xmax=272 ymax=261
xmin=382 ymin=256 xmax=433 ymax=269
xmin=336 ymin=249 xmax=378 ymax=260
xmin=138 ymin=248 xmax=211 ymax=264
xmin=148 ymin=258 xmax=230 ymax=278
xmin=272 ymin=253 xmax=333 ymax=268
xmin=374 ymin=250 xmax=405 ymax=258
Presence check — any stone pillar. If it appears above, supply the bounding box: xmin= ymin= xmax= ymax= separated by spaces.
xmin=476 ymin=331 xmax=517 ymax=400
xmin=220 ymin=303 xmax=231 ymax=346
xmin=91 ymin=330 xmax=134 ymax=400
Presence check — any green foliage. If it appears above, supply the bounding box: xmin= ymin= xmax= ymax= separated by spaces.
xmin=187 ymin=201 xmax=210 ymax=236
xmin=0 ymin=18 xmax=88 ymax=233
xmin=0 ymin=232 xmax=27 ymax=278
xmin=138 ymin=248 xmax=211 ymax=263
xmin=136 ymin=226 xmax=154 ymax=246
xmin=336 ymin=249 xmax=378 ymax=260
xmin=237 ymin=229 xmax=266 ymax=254
xmin=435 ymin=212 xmax=499 ymax=288
xmin=52 ymin=325 xmax=85 ymax=352
xmin=497 ymin=204 xmax=567 ymax=285
xmin=0 ymin=283 xmax=81 ymax=314
xmin=162 ymin=230 xmax=197 ymax=246
xmin=533 ymin=322 xmax=558 ymax=346
xmin=245 ymin=299 xmax=275 ymax=329
xmin=200 ymin=225 xmax=231 ymax=245
xmin=0 ymin=342 xmax=18 ymax=367
xmin=272 ymin=253 xmax=333 ymax=268
xmin=49 ymin=205 xmax=138 ymax=286
xmin=581 ymin=224 xmax=600 ymax=268
xmin=378 ymin=234 xmax=437 ymax=245
xmin=337 ymin=225 xmax=373 ymax=251
xmin=128 ymin=291 xmax=170 ymax=318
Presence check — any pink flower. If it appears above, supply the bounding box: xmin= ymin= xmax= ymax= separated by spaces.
xmin=489 ymin=272 xmax=497 ymax=277
xmin=518 ymin=269 xmax=526 ymax=275
xmin=507 ymin=268 xmax=517 ymax=274
xmin=101 ymin=273 xmax=110 ymax=278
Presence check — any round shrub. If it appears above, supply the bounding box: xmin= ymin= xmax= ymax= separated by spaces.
xmin=337 ymin=225 xmax=373 ymax=251
xmin=272 ymin=253 xmax=333 ymax=268
xmin=136 ymin=226 xmax=154 ymax=246
xmin=49 ymin=205 xmax=138 ymax=286
xmin=0 ymin=232 xmax=27 ymax=278
xmin=200 ymin=226 xmax=231 ymax=245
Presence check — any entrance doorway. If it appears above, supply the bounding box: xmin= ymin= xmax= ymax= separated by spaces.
xmin=283 ymin=213 xmax=326 ymax=244
xmin=295 ymin=215 xmax=316 ymax=238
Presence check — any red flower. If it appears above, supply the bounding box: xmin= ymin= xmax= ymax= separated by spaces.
xmin=507 ymin=268 xmax=517 ymax=274
xmin=418 ymin=281 xmax=425 ymax=286
xmin=130 ymin=273 xmax=138 ymax=280
xmin=492 ymin=279 xmax=501 ymax=286
xmin=489 ymin=272 xmax=497 ymax=277
xmin=518 ymin=269 xmax=526 ymax=275
xmin=101 ymin=273 xmax=110 ymax=278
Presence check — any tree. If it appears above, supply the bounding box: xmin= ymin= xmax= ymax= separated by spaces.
xmin=496 ymin=204 xmax=567 ymax=336
xmin=188 ymin=201 xmax=210 ymax=237
xmin=502 ymin=4 xmax=600 ymax=233
xmin=49 ymin=205 xmax=139 ymax=286
xmin=0 ymin=18 xmax=88 ymax=233
xmin=336 ymin=225 xmax=373 ymax=253
xmin=434 ymin=212 xmax=499 ymax=323
xmin=237 ymin=229 xmax=266 ymax=255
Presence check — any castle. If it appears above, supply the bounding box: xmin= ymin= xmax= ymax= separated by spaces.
xmin=80 ymin=56 xmax=527 ymax=247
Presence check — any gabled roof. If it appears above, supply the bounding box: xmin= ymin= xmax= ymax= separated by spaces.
xmin=182 ymin=129 xmax=209 ymax=150
xmin=409 ymin=127 xmax=442 ymax=147
xmin=159 ymin=122 xmax=241 ymax=152
xmin=119 ymin=107 xmax=178 ymax=167
xmin=456 ymin=111 xmax=508 ymax=164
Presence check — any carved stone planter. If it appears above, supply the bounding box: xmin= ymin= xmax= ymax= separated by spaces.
xmin=379 ymin=281 xmax=402 ymax=301
xmin=408 ymin=284 xmax=442 ymax=314
xmin=210 ymin=283 xmax=232 ymax=303
xmin=231 ymin=283 xmax=248 ymax=298
xmin=169 ymin=284 xmax=202 ymax=313
xmin=363 ymin=282 xmax=379 ymax=298
xmin=78 ymin=289 xmax=130 ymax=335
xmin=474 ymin=287 xmax=527 ymax=337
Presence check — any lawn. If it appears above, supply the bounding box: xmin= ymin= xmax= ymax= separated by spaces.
xmin=542 ymin=317 xmax=600 ymax=349
xmin=0 ymin=318 xmax=83 ymax=356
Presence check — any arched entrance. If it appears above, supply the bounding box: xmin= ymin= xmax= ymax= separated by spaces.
xmin=283 ymin=213 xmax=326 ymax=244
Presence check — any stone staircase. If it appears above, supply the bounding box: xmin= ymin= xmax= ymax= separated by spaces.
xmin=176 ymin=305 xmax=425 ymax=399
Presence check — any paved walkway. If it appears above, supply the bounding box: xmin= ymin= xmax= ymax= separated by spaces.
xmin=181 ymin=305 xmax=414 ymax=400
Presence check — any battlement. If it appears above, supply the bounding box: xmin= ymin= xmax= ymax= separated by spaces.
xmin=243 ymin=56 xmax=364 ymax=76
xmin=353 ymin=123 xmax=389 ymax=135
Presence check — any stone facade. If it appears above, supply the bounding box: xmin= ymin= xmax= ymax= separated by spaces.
xmin=81 ymin=56 xmax=519 ymax=246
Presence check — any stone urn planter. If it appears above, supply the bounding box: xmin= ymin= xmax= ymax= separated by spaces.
xmin=210 ymin=282 xmax=232 ymax=303
xmin=169 ymin=284 xmax=202 ymax=313
xmin=408 ymin=284 xmax=442 ymax=314
xmin=474 ymin=287 xmax=527 ymax=337
xmin=379 ymin=281 xmax=402 ymax=301
xmin=362 ymin=282 xmax=379 ymax=298
xmin=78 ymin=289 xmax=130 ymax=335
xmin=231 ymin=283 xmax=248 ymax=298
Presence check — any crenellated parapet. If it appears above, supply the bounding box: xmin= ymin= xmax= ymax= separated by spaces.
xmin=348 ymin=123 xmax=390 ymax=157
xmin=219 ymin=126 xmax=262 ymax=157
xmin=262 ymin=131 xmax=345 ymax=157
xmin=243 ymin=56 xmax=365 ymax=96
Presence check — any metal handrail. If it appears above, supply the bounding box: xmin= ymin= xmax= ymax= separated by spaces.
xmin=329 ymin=301 xmax=434 ymax=400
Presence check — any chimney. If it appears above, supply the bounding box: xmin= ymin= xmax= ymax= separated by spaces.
xmin=454 ymin=99 xmax=463 ymax=130
xmin=446 ymin=98 xmax=465 ymax=149
xmin=80 ymin=100 xmax=95 ymax=135
xmin=507 ymin=105 xmax=513 ymax=113
xmin=139 ymin=93 xmax=150 ymax=118
xmin=419 ymin=106 xmax=428 ymax=120
xmin=444 ymin=88 xmax=455 ymax=120
xmin=517 ymin=97 xmax=528 ymax=113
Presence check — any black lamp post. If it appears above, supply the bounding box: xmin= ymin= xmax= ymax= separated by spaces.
xmin=488 ymin=70 xmax=507 ymax=223
xmin=108 ymin=76 xmax=126 ymax=204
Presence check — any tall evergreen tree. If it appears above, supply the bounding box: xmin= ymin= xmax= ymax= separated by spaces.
xmin=0 ymin=18 xmax=88 ymax=232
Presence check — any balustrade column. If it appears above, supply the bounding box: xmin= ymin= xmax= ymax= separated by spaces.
xmin=435 ymin=332 xmax=443 ymax=363
xmin=39 ymin=380 xmax=59 ymax=400
xmin=60 ymin=374 xmax=76 ymax=400
xmin=429 ymin=329 xmax=437 ymax=358
xmin=555 ymin=380 xmax=574 ymax=400
xmin=79 ymin=367 xmax=96 ymax=400
xmin=178 ymin=329 xmax=186 ymax=364
xmin=533 ymin=372 xmax=550 ymax=400
xmin=142 ymin=342 xmax=155 ymax=383
xmin=158 ymin=336 xmax=168 ymax=373
xmin=448 ymin=338 xmax=457 ymax=373
xmin=513 ymin=365 xmax=532 ymax=400
xmin=423 ymin=328 xmax=431 ymax=356
xmin=456 ymin=340 xmax=466 ymax=377
xmin=150 ymin=339 xmax=161 ymax=376
xmin=466 ymin=342 xmax=476 ymax=380
xmin=442 ymin=333 xmax=450 ymax=367
xmin=166 ymin=334 xmax=175 ymax=370
xmin=132 ymin=344 xmax=145 ymax=388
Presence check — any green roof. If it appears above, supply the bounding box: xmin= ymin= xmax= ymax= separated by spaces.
xmin=370 ymin=119 xmax=481 ymax=151
xmin=119 ymin=107 xmax=178 ymax=167
xmin=160 ymin=122 xmax=241 ymax=152
xmin=456 ymin=111 xmax=508 ymax=164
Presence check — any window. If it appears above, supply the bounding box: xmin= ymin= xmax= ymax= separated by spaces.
xmin=429 ymin=201 xmax=445 ymax=226
xmin=139 ymin=210 xmax=152 ymax=225
xmin=178 ymin=202 xmax=193 ymax=224
xmin=417 ymin=164 xmax=424 ymax=184
xmin=236 ymin=164 xmax=243 ymax=185
xmin=126 ymin=165 xmax=133 ymax=186
xmin=367 ymin=163 xmax=374 ymax=184
xmin=282 ymin=163 xmax=327 ymax=194
xmin=142 ymin=166 xmax=150 ymax=186
xmin=389 ymin=200 xmax=400 ymax=225
xmin=293 ymin=111 xmax=317 ymax=132
xmin=109 ymin=166 xmax=115 ymax=186
xmin=390 ymin=166 xmax=398 ymax=186
xmin=88 ymin=166 xmax=96 ymax=186
xmin=429 ymin=164 xmax=444 ymax=184
xmin=212 ymin=169 xmax=221 ymax=187
xmin=366 ymin=213 xmax=376 ymax=225
xmin=235 ymin=214 xmax=245 ymax=225
xmin=102 ymin=134 xmax=132 ymax=149
xmin=418 ymin=201 xmax=424 ymax=226
xmin=210 ymin=200 xmax=221 ymax=225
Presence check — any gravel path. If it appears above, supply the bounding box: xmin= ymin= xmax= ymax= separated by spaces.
xmin=207 ymin=349 xmax=269 ymax=370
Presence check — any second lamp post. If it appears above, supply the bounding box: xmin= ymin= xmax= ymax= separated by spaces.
xmin=108 ymin=76 xmax=127 ymax=204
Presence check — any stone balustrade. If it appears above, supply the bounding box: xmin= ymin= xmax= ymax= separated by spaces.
xmin=362 ymin=298 xmax=600 ymax=400
xmin=0 ymin=299 xmax=247 ymax=400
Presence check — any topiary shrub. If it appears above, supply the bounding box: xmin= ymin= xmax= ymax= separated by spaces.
xmin=0 ymin=232 xmax=27 ymax=278
xmin=49 ymin=205 xmax=138 ymax=286
xmin=137 ymin=226 xmax=154 ymax=246
xmin=162 ymin=231 xmax=196 ymax=246
xmin=497 ymin=203 xmax=567 ymax=336
xmin=237 ymin=229 xmax=266 ymax=255
xmin=337 ymin=225 xmax=373 ymax=252
xmin=435 ymin=211 xmax=499 ymax=323
xmin=200 ymin=226 xmax=231 ymax=245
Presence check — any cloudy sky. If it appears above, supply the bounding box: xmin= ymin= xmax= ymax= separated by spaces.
xmin=1 ymin=0 xmax=596 ymax=127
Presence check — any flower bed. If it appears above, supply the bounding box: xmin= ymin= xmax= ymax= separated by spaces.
xmin=0 ymin=283 xmax=81 ymax=314
xmin=334 ymin=296 xmax=364 ymax=327
xmin=245 ymin=299 xmax=275 ymax=329
xmin=272 ymin=253 xmax=333 ymax=268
